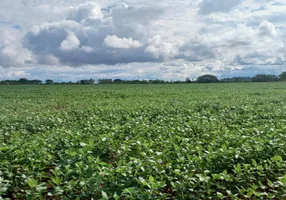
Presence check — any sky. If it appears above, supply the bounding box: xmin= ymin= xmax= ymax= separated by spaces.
xmin=0 ymin=0 xmax=286 ymax=81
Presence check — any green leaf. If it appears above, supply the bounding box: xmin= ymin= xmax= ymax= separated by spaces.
xmin=247 ymin=188 xmax=255 ymax=197
xmin=123 ymin=187 xmax=136 ymax=194
xmin=235 ymin=163 xmax=241 ymax=174
xmin=27 ymin=178 xmax=38 ymax=188
xmin=217 ymin=192 xmax=224 ymax=199
xmin=113 ymin=193 xmax=120 ymax=200
xmin=101 ymin=191 xmax=108 ymax=200
xmin=278 ymin=175 xmax=286 ymax=185
xmin=151 ymin=182 xmax=160 ymax=190
xmin=267 ymin=179 xmax=273 ymax=187
xmin=80 ymin=142 xmax=87 ymax=147
xmin=271 ymin=155 xmax=283 ymax=162
xmin=149 ymin=175 xmax=155 ymax=182
xmin=51 ymin=177 xmax=62 ymax=185
xmin=174 ymin=169 xmax=181 ymax=175
xmin=0 ymin=187 xmax=8 ymax=193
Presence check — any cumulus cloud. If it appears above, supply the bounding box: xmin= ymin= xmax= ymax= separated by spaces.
xmin=0 ymin=67 xmax=31 ymax=79
xmin=1 ymin=0 xmax=286 ymax=80
xmin=22 ymin=2 xmax=166 ymax=65
xmin=177 ymin=39 xmax=216 ymax=62
xmin=214 ymin=21 xmax=284 ymax=66
xmin=257 ymin=20 xmax=277 ymax=38
xmin=104 ymin=35 xmax=143 ymax=49
xmin=35 ymin=54 xmax=60 ymax=65
xmin=235 ymin=53 xmax=285 ymax=66
xmin=0 ymin=27 xmax=32 ymax=68
xmin=145 ymin=35 xmax=177 ymax=59
xmin=67 ymin=2 xmax=102 ymax=23
xmin=60 ymin=31 xmax=80 ymax=51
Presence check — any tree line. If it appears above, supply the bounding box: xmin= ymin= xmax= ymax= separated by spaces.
xmin=1 ymin=72 xmax=286 ymax=85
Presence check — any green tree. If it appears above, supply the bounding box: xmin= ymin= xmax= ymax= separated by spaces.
xmin=19 ymin=78 xmax=29 ymax=84
xmin=197 ymin=75 xmax=219 ymax=83
xmin=186 ymin=78 xmax=192 ymax=83
xmin=45 ymin=79 xmax=54 ymax=85
xmin=279 ymin=72 xmax=286 ymax=81
xmin=80 ymin=79 xmax=95 ymax=84
xmin=98 ymin=79 xmax=113 ymax=84
xmin=252 ymin=74 xmax=278 ymax=82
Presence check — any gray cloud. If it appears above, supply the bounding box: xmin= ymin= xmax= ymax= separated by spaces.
xmin=234 ymin=52 xmax=285 ymax=66
xmin=1 ymin=0 xmax=286 ymax=80
xmin=177 ymin=40 xmax=217 ymax=62
xmin=23 ymin=2 xmax=167 ymax=66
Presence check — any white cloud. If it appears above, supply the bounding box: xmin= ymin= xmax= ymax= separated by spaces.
xmin=104 ymin=35 xmax=143 ymax=49
xmin=211 ymin=21 xmax=284 ymax=66
xmin=0 ymin=0 xmax=286 ymax=80
xmin=60 ymin=31 xmax=80 ymax=51
xmin=257 ymin=20 xmax=277 ymax=38
xmin=21 ymin=2 xmax=175 ymax=66
xmin=145 ymin=35 xmax=177 ymax=59
xmin=0 ymin=27 xmax=32 ymax=68
xmin=0 ymin=70 xmax=31 ymax=79
xmin=67 ymin=2 xmax=103 ymax=23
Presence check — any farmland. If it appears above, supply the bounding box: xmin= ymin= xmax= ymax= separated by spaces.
xmin=0 ymin=83 xmax=286 ymax=199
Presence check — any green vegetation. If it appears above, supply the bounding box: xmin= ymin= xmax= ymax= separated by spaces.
xmin=1 ymin=71 xmax=286 ymax=85
xmin=251 ymin=74 xmax=279 ymax=83
xmin=0 ymin=83 xmax=286 ymax=199
xmin=196 ymin=75 xmax=220 ymax=83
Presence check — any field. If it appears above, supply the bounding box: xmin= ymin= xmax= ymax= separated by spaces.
xmin=0 ymin=83 xmax=286 ymax=199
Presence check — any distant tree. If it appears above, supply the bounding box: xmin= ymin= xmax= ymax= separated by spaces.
xmin=0 ymin=80 xmax=20 ymax=85
xmin=19 ymin=78 xmax=29 ymax=84
xmin=186 ymin=78 xmax=192 ymax=83
xmin=279 ymin=72 xmax=286 ymax=81
xmin=221 ymin=77 xmax=252 ymax=83
xmin=141 ymin=80 xmax=148 ymax=84
xmin=173 ymin=80 xmax=185 ymax=84
xmin=252 ymin=74 xmax=278 ymax=82
xmin=149 ymin=79 xmax=166 ymax=84
xmin=45 ymin=79 xmax=54 ymax=85
xmin=98 ymin=79 xmax=113 ymax=84
xmin=30 ymin=79 xmax=42 ymax=84
xmin=80 ymin=79 xmax=95 ymax=84
xmin=197 ymin=75 xmax=219 ymax=83
xmin=113 ymin=79 xmax=122 ymax=84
